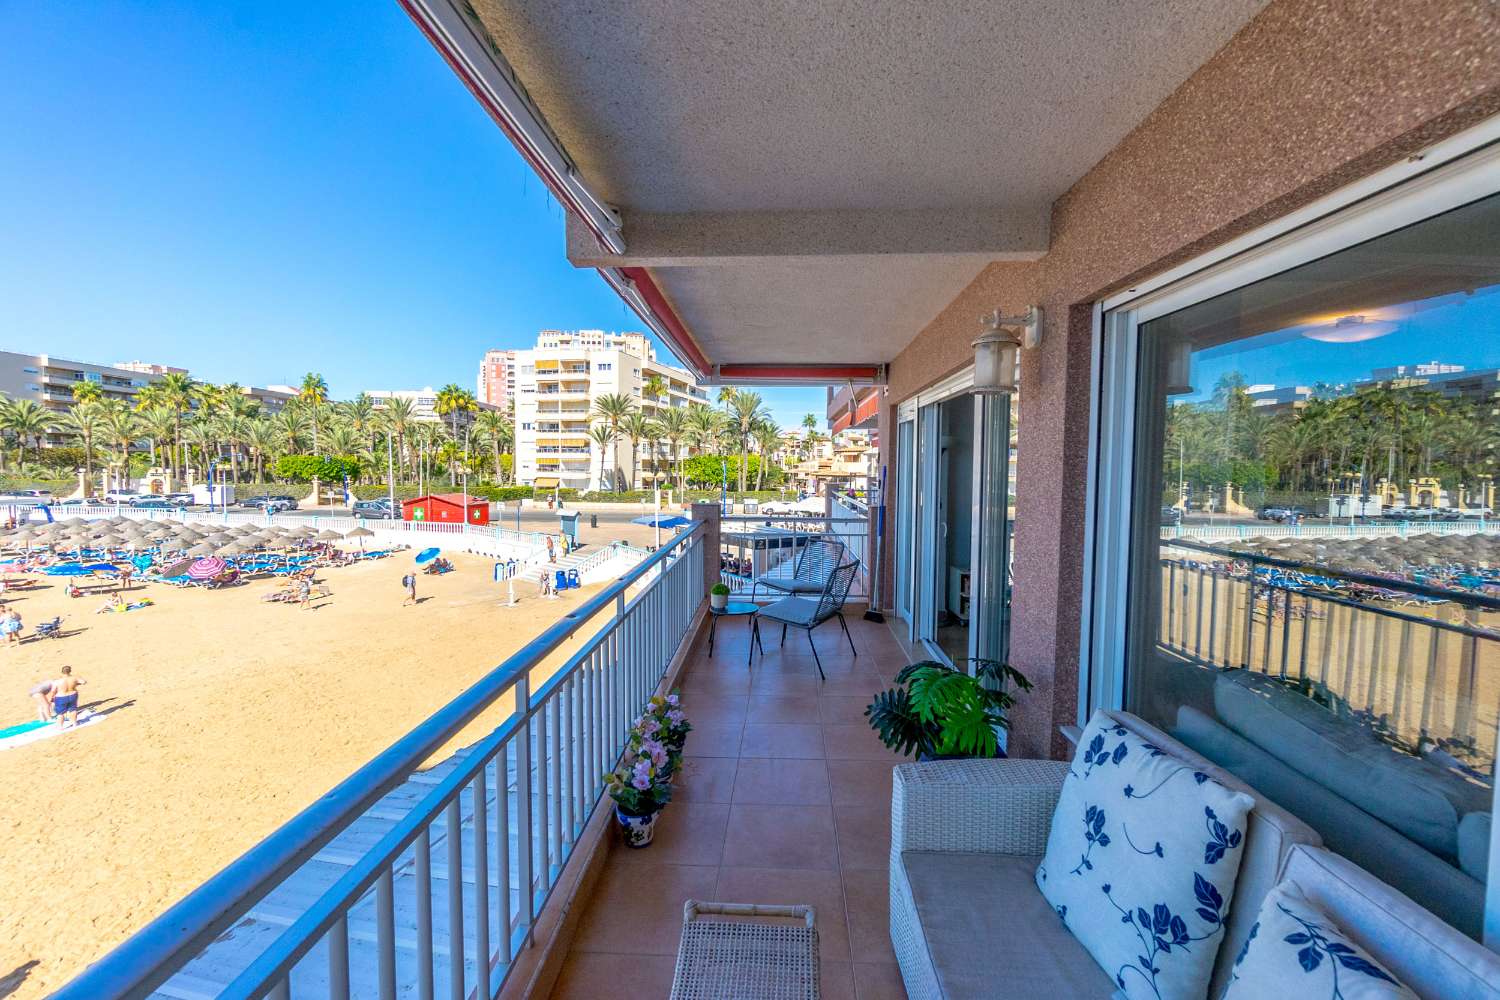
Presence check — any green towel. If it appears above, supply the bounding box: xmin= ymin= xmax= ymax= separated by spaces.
xmin=0 ymin=718 xmax=49 ymax=740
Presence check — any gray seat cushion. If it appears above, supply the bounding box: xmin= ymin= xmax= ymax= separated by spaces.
xmin=755 ymin=595 xmax=820 ymax=626
xmin=1213 ymin=671 xmax=1489 ymax=859
xmin=899 ymin=851 xmax=1114 ymax=998
xmin=758 ymin=578 xmax=824 ymax=594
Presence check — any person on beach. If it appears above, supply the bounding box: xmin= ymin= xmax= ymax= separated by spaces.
xmin=296 ymin=575 xmax=312 ymax=610
xmin=50 ymin=666 xmax=84 ymax=727
xmin=1 ymin=606 xmax=21 ymax=644
xmin=402 ymin=572 xmax=417 ymax=606
xmin=30 ymin=679 xmax=53 ymax=722
xmin=545 ymin=535 xmax=555 ymax=563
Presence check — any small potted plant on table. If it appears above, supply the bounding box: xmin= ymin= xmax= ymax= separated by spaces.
xmin=865 ymin=658 xmax=1032 ymax=759
xmin=710 ymin=582 xmax=730 ymax=611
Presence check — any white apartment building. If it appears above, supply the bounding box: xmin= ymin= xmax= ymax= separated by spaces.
xmin=512 ymin=329 xmax=708 ymax=491
xmin=366 ymin=387 xmax=499 ymax=429
xmin=0 ymin=350 xmax=173 ymax=445
xmin=476 ymin=349 xmax=518 ymax=411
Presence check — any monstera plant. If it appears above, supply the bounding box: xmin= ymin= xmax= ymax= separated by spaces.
xmin=865 ymin=658 xmax=1032 ymax=759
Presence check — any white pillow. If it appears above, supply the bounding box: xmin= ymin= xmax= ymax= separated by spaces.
xmin=1036 ymin=712 xmax=1255 ymax=1000
xmin=1224 ymin=880 xmax=1416 ymax=999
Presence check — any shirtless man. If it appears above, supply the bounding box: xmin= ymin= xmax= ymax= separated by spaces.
xmin=50 ymin=665 xmax=85 ymax=728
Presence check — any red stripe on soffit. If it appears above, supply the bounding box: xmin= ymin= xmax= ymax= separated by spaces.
xmin=716 ymin=365 xmax=885 ymax=382
xmin=617 ymin=267 xmax=712 ymax=375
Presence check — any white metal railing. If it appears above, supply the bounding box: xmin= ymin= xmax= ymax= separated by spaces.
xmin=57 ymin=524 xmax=705 ymax=1000
xmin=1162 ymin=520 xmax=1500 ymax=542
xmin=719 ymin=512 xmax=870 ymax=600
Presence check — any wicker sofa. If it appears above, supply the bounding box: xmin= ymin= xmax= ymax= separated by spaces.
xmin=887 ymin=709 xmax=1500 ymax=1000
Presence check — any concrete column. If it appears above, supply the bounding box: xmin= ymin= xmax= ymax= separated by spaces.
xmin=690 ymin=502 xmax=721 ymax=600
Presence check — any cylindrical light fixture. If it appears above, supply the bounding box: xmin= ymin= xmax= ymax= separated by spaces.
xmin=973 ymin=309 xmax=1025 ymax=395
xmin=1165 ymin=340 xmax=1194 ymax=395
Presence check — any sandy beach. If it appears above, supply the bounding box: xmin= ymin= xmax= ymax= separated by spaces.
xmin=0 ymin=547 xmax=618 ymax=998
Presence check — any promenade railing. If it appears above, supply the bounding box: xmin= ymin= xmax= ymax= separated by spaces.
xmin=56 ymin=524 xmax=706 ymax=1000
xmin=718 ymin=511 xmax=870 ymax=600
xmin=1156 ymin=535 xmax=1500 ymax=769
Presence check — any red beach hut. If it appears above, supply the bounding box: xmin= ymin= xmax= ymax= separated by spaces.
xmin=402 ymin=493 xmax=490 ymax=526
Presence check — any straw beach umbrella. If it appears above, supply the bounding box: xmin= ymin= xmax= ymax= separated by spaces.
xmin=185 ymin=542 xmax=218 ymax=557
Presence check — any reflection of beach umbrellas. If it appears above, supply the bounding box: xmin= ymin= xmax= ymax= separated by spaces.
xmin=160 ymin=558 xmax=195 ymax=577
xmin=415 ymin=547 xmax=440 ymax=565
xmin=44 ymin=564 xmax=92 ymax=577
xmin=188 ymin=556 xmax=228 ymax=579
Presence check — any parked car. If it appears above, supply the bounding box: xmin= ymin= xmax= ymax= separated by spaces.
xmin=102 ymin=491 xmax=144 ymax=504
xmin=1256 ymin=506 xmax=1289 ymax=521
xmin=131 ymin=499 xmax=176 ymax=510
xmin=164 ymin=492 xmax=195 ymax=507
xmin=1160 ymin=506 xmax=1182 ymax=526
xmin=352 ymin=499 xmax=400 ymax=520
xmin=241 ymin=495 xmax=296 ymax=510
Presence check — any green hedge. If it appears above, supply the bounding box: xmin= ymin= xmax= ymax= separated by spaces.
xmin=0 ymin=478 xmax=76 ymax=495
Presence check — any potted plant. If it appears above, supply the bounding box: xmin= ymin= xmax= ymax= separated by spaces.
xmin=865 ymin=658 xmax=1032 ymax=760
xmin=644 ymin=691 xmax=692 ymax=755
xmin=604 ymin=729 xmax=674 ymax=847
xmin=709 ymin=582 xmax=730 ymax=611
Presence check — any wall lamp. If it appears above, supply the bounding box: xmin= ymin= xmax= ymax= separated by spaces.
xmin=973 ymin=307 xmax=1042 ymax=395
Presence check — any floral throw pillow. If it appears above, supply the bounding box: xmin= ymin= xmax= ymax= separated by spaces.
xmin=1035 ymin=712 xmax=1255 ymax=1000
xmin=1224 ymin=881 xmax=1416 ymax=999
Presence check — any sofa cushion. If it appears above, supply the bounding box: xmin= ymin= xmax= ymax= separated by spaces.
xmin=1173 ymin=705 xmax=1485 ymax=939
xmin=1214 ymin=671 xmax=1489 ymax=859
xmin=1036 ymin=711 xmax=1255 ymax=1000
xmin=899 ymin=851 xmax=1115 ymax=998
xmin=1281 ymin=845 xmax=1500 ymax=1000
xmin=1223 ymin=880 xmax=1416 ymax=999
xmin=1457 ymin=811 xmax=1490 ymax=882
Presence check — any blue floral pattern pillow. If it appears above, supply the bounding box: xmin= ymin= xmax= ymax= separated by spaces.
xmin=1035 ymin=712 xmax=1255 ymax=1000
xmin=1224 ymin=881 xmax=1416 ymax=999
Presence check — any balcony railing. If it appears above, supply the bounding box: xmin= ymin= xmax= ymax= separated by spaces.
xmin=1156 ymin=534 xmax=1500 ymax=769
xmin=57 ymin=525 xmax=705 ymax=999
xmin=718 ymin=510 xmax=871 ymax=600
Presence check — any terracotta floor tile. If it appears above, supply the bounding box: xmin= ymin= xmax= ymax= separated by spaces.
xmin=826 ymin=759 xmax=896 ymax=808
xmin=683 ymin=721 xmax=743 ymax=758
xmin=721 ymin=804 xmax=839 ymax=870
xmin=739 ymin=723 xmax=825 ymax=759
xmin=819 ymin=694 xmax=876 ymax=727
xmin=823 ymin=724 xmax=903 ymax=760
xmin=680 ymin=671 xmax=751 ymax=696
xmin=842 ymin=869 xmax=897 ymax=965
xmin=571 ymin=862 xmax=718 ymax=955
xmin=675 ymin=755 xmax=738 ymax=803
xmin=748 ymin=672 xmax=825 ymax=697
xmin=731 ymin=757 xmax=831 ymax=805
xmin=816 ymin=671 xmax=890 ymax=698
xmin=612 ymin=802 xmax=729 ymax=868
xmin=680 ymin=693 xmax=749 ymax=726
xmin=712 ymin=866 xmax=852 ymax=963
xmin=747 ymin=694 xmax=822 ymax=725
xmin=820 ymin=961 xmax=857 ymax=1000
xmin=834 ymin=802 xmax=891 ymax=870
xmin=853 ymin=961 xmax=907 ymax=1000
xmin=549 ymin=952 xmax=678 ymax=999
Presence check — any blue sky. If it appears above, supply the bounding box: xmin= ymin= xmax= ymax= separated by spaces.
xmin=0 ymin=3 xmax=825 ymax=428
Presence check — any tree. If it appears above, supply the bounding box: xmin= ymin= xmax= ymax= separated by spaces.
xmin=592 ymin=393 xmax=637 ymax=490
xmin=217 ymin=413 xmax=250 ymax=483
xmin=298 ymin=373 xmax=330 ymax=454
xmin=71 ymin=382 xmax=104 ymax=406
xmin=136 ymin=406 xmax=177 ymax=469
xmin=685 ymin=404 xmax=723 ymax=457
xmin=56 ymin=403 xmax=104 ymax=492
xmin=725 ymin=390 xmax=769 ymax=493
xmin=273 ymin=407 xmax=308 ymax=457
xmin=753 ymin=421 xmax=782 ymax=491
xmin=658 ymin=406 xmax=689 ymax=489
xmin=643 ymin=374 xmax=668 ymax=403
xmin=621 ymin=410 xmax=653 ymax=490
xmin=3 ymin=398 xmax=53 ymax=468
xmin=644 ymin=419 xmax=665 ymax=488
xmin=588 ymin=423 xmax=616 ymax=492
xmin=474 ymin=410 xmax=513 ymax=485
xmin=380 ymin=397 xmax=417 ymax=482
xmin=138 ymin=372 xmax=194 ymax=478
xmin=433 ymin=384 xmax=479 ymax=484
xmin=101 ymin=403 xmax=140 ymax=487
xmin=340 ymin=393 xmax=378 ymax=455
xmin=245 ymin=419 xmax=279 ymax=483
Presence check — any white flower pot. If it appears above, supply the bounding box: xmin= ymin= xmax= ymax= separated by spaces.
xmin=710 ymin=592 xmax=728 ymax=610
xmin=615 ymin=806 xmax=661 ymax=848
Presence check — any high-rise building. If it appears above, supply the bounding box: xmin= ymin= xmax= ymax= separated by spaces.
xmin=512 ymin=329 xmax=708 ymax=491
xmin=477 ymin=349 xmax=519 ymax=411
xmin=0 ymin=351 xmax=175 ymax=446
xmin=113 ymin=360 xmax=189 ymax=376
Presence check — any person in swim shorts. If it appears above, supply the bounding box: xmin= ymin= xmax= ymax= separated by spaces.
xmin=50 ymin=665 xmax=85 ymax=727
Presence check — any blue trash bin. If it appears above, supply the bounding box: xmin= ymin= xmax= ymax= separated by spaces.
xmin=567 ymin=569 xmax=580 ymax=589
xmin=555 ymin=569 xmax=568 ymax=591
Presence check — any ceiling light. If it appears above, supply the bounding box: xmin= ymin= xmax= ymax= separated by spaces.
xmin=1301 ymin=315 xmax=1399 ymax=344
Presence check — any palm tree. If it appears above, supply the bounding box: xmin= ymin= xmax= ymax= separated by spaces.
xmin=217 ymin=412 xmax=250 ymax=483
xmin=474 ymin=410 xmax=513 ymax=484
xmin=4 ymin=399 xmax=53 ymax=468
xmin=588 ymin=424 xmax=615 ymax=492
xmin=246 ymin=419 xmax=279 ymax=483
xmin=717 ymin=386 xmax=736 ymax=405
xmin=433 ymin=384 xmax=479 ymax=484
xmin=658 ymin=406 xmax=689 ymax=489
xmin=101 ymin=404 xmax=140 ymax=489
xmin=753 ymin=421 xmax=782 ymax=491
xmin=71 ymin=382 xmax=104 ymax=406
xmin=592 ymin=393 xmax=637 ymax=490
xmin=685 ymin=404 xmax=723 ymax=459
xmin=380 ymin=397 xmax=417 ymax=483
xmin=621 ymin=410 xmax=653 ymax=490
xmin=644 ymin=419 xmax=665 ymax=489
xmin=340 ymin=393 xmax=378 ymax=455
xmin=57 ymin=403 xmax=104 ymax=494
xmin=184 ymin=420 xmax=217 ymax=479
xmin=643 ymin=374 xmax=667 ymax=404
xmin=141 ymin=371 xmax=195 ymax=478
xmin=726 ymin=390 xmax=769 ymax=492
xmin=273 ymin=407 xmax=308 ymax=457
xmin=298 ymin=373 xmax=330 ymax=453
xmin=136 ymin=406 xmax=177 ymax=470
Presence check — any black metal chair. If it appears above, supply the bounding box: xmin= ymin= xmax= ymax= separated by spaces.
xmin=750 ymin=559 xmax=860 ymax=680
xmin=748 ymin=536 xmax=846 ymax=601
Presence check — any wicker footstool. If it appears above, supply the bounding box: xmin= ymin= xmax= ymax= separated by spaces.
xmin=669 ymin=900 xmax=820 ymax=1000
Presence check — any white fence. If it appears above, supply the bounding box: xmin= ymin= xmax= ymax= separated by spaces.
xmin=1164 ymin=520 xmax=1500 ymax=542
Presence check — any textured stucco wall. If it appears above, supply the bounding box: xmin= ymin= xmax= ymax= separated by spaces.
xmin=884 ymin=0 xmax=1500 ymax=759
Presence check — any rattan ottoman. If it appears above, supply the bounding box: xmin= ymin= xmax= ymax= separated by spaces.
xmin=669 ymin=900 xmax=820 ymax=1000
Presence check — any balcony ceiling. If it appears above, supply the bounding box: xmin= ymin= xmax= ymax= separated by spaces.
xmin=462 ymin=0 xmax=1268 ymax=373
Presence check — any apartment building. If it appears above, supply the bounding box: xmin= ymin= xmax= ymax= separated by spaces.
xmin=475 ymin=348 xmax=518 ymax=411
xmin=0 ymin=350 xmax=173 ymax=445
xmin=512 ymin=329 xmax=707 ymax=491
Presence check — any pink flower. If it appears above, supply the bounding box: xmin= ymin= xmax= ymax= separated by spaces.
xmin=666 ymin=694 xmax=680 ymax=707
xmin=631 ymin=759 xmax=654 ymax=790
xmin=638 ymin=717 xmax=661 ymax=736
xmin=640 ymin=739 xmax=668 ymax=766
xmin=666 ymin=709 xmax=685 ymax=725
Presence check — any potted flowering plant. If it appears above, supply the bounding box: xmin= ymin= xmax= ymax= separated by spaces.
xmin=644 ymin=691 xmax=692 ymax=755
xmin=710 ymin=582 xmax=730 ymax=610
xmin=604 ymin=732 xmax=673 ymax=847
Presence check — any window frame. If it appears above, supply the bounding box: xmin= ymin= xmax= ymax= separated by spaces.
xmin=1082 ymin=127 xmax=1500 ymax=948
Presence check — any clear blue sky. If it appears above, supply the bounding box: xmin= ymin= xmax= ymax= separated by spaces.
xmin=0 ymin=2 xmax=826 ymax=429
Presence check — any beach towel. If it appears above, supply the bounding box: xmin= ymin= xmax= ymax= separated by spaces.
xmin=0 ymin=711 xmax=106 ymax=751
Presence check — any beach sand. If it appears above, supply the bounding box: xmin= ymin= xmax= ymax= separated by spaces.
xmin=0 ymin=549 xmax=618 ymax=998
